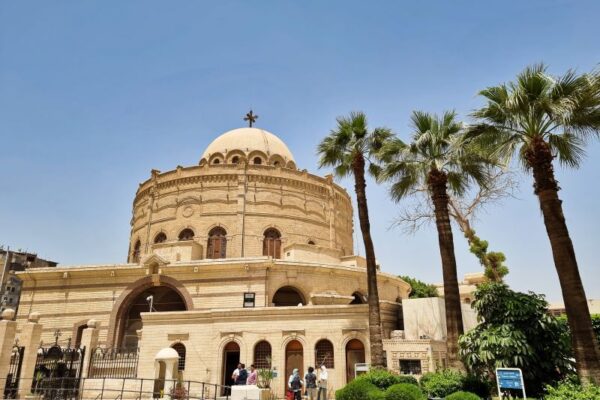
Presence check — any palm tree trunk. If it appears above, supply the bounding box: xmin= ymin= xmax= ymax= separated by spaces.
xmin=428 ymin=169 xmax=464 ymax=369
xmin=352 ymin=153 xmax=385 ymax=368
xmin=526 ymin=138 xmax=600 ymax=384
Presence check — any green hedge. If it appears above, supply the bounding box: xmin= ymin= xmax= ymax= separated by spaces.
xmin=355 ymin=368 xmax=419 ymax=390
xmin=420 ymin=369 xmax=464 ymax=398
xmin=335 ymin=379 xmax=383 ymax=400
xmin=445 ymin=391 xmax=480 ymax=400
xmin=544 ymin=381 xmax=600 ymax=400
xmin=384 ymin=383 xmax=425 ymax=400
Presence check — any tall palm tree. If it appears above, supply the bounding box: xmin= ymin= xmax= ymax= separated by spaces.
xmin=378 ymin=111 xmax=491 ymax=368
xmin=470 ymin=64 xmax=600 ymax=383
xmin=317 ymin=111 xmax=392 ymax=367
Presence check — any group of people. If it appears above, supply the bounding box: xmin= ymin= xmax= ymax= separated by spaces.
xmin=288 ymin=365 xmax=328 ymax=400
xmin=231 ymin=363 xmax=258 ymax=386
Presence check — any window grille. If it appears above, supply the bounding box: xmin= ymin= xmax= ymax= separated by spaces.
xmin=315 ymin=339 xmax=334 ymax=368
xmin=254 ymin=341 xmax=271 ymax=369
xmin=172 ymin=343 xmax=186 ymax=371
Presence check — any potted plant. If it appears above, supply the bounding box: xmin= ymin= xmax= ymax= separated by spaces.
xmin=170 ymin=372 xmax=188 ymax=400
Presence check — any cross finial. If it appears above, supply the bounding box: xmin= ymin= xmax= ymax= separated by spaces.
xmin=53 ymin=329 xmax=62 ymax=345
xmin=244 ymin=110 xmax=258 ymax=127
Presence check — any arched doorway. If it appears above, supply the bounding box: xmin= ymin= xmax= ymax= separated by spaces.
xmin=345 ymin=339 xmax=365 ymax=383
xmin=119 ymin=286 xmax=187 ymax=349
xmin=222 ymin=342 xmax=240 ymax=394
xmin=272 ymin=286 xmax=306 ymax=306
xmin=285 ymin=340 xmax=303 ymax=392
xmin=350 ymin=292 xmax=366 ymax=305
xmin=263 ymin=228 xmax=282 ymax=258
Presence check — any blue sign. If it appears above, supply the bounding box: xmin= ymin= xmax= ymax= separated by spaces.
xmin=497 ymin=369 xmax=523 ymax=389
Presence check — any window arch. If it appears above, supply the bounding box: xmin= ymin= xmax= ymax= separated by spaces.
xmin=253 ymin=341 xmax=272 ymax=370
xmin=315 ymin=339 xmax=334 ymax=368
xmin=272 ymin=286 xmax=306 ymax=306
xmin=307 ymin=240 xmax=316 ymax=245
xmin=253 ymin=157 xmax=262 ymax=165
xmin=172 ymin=343 xmax=186 ymax=371
xmin=263 ymin=228 xmax=282 ymax=259
xmin=232 ymin=156 xmax=240 ymax=164
xmin=132 ymin=240 xmax=141 ymax=263
xmin=213 ymin=158 xmax=221 ymax=165
xmin=207 ymin=227 xmax=227 ymax=259
xmin=154 ymin=232 xmax=167 ymax=244
xmin=178 ymin=228 xmax=195 ymax=241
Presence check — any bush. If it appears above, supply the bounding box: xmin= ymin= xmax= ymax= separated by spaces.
xmin=335 ymin=379 xmax=381 ymax=400
xmin=462 ymin=374 xmax=491 ymax=398
xmin=355 ymin=368 xmax=417 ymax=390
xmin=544 ymin=381 xmax=600 ymax=400
xmin=420 ymin=370 xmax=464 ymax=398
xmin=445 ymin=391 xmax=480 ymax=400
xmin=384 ymin=383 xmax=425 ymax=400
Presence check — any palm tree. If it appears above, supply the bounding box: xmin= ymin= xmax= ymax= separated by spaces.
xmin=378 ymin=111 xmax=491 ymax=368
xmin=317 ymin=111 xmax=392 ymax=367
xmin=470 ymin=64 xmax=600 ymax=383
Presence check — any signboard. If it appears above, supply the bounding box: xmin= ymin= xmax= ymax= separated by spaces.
xmin=355 ymin=363 xmax=369 ymax=378
xmin=496 ymin=368 xmax=526 ymax=399
xmin=243 ymin=292 xmax=256 ymax=308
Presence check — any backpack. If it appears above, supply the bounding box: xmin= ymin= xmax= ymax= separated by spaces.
xmin=291 ymin=375 xmax=301 ymax=390
xmin=237 ymin=369 xmax=248 ymax=384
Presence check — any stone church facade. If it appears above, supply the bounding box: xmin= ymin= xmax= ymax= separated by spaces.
xmin=7 ymin=126 xmax=449 ymax=398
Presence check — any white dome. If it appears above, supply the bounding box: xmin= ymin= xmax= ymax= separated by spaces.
xmin=155 ymin=347 xmax=179 ymax=361
xmin=201 ymin=127 xmax=295 ymax=164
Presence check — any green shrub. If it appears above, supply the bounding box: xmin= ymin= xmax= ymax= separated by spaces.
xmin=335 ymin=379 xmax=380 ymax=400
xmin=462 ymin=374 xmax=491 ymax=398
xmin=355 ymin=368 xmax=417 ymax=390
xmin=544 ymin=381 xmax=600 ymax=400
xmin=420 ymin=369 xmax=464 ymax=398
xmin=445 ymin=391 xmax=480 ymax=400
xmin=384 ymin=383 xmax=425 ymax=400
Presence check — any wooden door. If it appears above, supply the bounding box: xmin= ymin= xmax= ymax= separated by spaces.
xmin=345 ymin=339 xmax=365 ymax=383
xmin=285 ymin=340 xmax=303 ymax=391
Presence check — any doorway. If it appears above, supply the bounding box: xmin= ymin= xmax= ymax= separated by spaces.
xmin=285 ymin=340 xmax=304 ymax=392
xmin=222 ymin=342 xmax=240 ymax=395
xmin=345 ymin=339 xmax=365 ymax=383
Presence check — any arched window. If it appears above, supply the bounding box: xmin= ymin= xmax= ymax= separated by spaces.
xmin=207 ymin=227 xmax=227 ymax=259
xmin=154 ymin=232 xmax=167 ymax=244
xmin=272 ymin=286 xmax=305 ymax=306
xmin=132 ymin=240 xmax=141 ymax=263
xmin=253 ymin=341 xmax=272 ymax=370
xmin=263 ymin=228 xmax=281 ymax=259
xmin=232 ymin=156 xmax=239 ymax=164
xmin=307 ymin=240 xmax=316 ymax=245
xmin=213 ymin=159 xmax=221 ymax=165
xmin=74 ymin=324 xmax=88 ymax=348
xmin=172 ymin=343 xmax=186 ymax=371
xmin=315 ymin=339 xmax=334 ymax=368
xmin=253 ymin=157 xmax=262 ymax=165
xmin=178 ymin=228 xmax=195 ymax=241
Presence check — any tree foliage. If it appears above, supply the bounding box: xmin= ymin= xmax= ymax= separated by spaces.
xmin=459 ymin=283 xmax=573 ymax=396
xmin=399 ymin=275 xmax=439 ymax=298
xmin=464 ymin=228 xmax=509 ymax=282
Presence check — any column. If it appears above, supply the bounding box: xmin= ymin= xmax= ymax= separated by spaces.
xmin=79 ymin=319 xmax=99 ymax=379
xmin=0 ymin=309 xmax=18 ymax=392
xmin=18 ymin=312 xmax=42 ymax=398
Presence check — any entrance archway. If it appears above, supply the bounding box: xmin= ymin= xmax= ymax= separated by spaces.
xmin=285 ymin=340 xmax=304 ymax=392
xmin=272 ymin=286 xmax=306 ymax=306
xmin=222 ymin=342 xmax=240 ymax=394
xmin=345 ymin=339 xmax=365 ymax=383
xmin=119 ymin=286 xmax=186 ymax=349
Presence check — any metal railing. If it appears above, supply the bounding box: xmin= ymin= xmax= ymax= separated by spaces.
xmin=88 ymin=348 xmax=139 ymax=378
xmin=19 ymin=377 xmax=231 ymax=400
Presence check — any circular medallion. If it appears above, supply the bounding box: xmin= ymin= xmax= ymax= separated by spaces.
xmin=182 ymin=206 xmax=194 ymax=218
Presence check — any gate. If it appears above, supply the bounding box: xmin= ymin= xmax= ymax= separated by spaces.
xmin=3 ymin=345 xmax=24 ymax=399
xmin=32 ymin=344 xmax=85 ymax=399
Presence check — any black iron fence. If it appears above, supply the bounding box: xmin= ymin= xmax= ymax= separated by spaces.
xmin=3 ymin=345 xmax=24 ymax=399
xmin=88 ymin=347 xmax=139 ymax=378
xmin=32 ymin=345 xmax=86 ymax=399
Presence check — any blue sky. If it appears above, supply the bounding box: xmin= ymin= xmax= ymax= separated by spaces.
xmin=1 ymin=1 xmax=598 ymax=302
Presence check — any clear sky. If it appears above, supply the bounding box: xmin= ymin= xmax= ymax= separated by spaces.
xmin=1 ymin=1 xmax=599 ymax=302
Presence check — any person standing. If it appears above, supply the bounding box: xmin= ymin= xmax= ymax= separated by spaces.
xmin=231 ymin=363 xmax=242 ymax=385
xmin=247 ymin=364 xmax=258 ymax=386
xmin=288 ymin=368 xmax=303 ymax=400
xmin=305 ymin=366 xmax=318 ymax=400
xmin=317 ymin=365 xmax=328 ymax=400
xmin=236 ymin=363 xmax=248 ymax=385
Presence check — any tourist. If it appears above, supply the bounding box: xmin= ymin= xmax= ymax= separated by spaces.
xmin=236 ymin=363 xmax=248 ymax=385
xmin=288 ymin=368 xmax=303 ymax=400
xmin=304 ymin=366 xmax=318 ymax=400
xmin=247 ymin=364 xmax=258 ymax=385
xmin=317 ymin=365 xmax=328 ymax=400
xmin=231 ymin=363 xmax=242 ymax=385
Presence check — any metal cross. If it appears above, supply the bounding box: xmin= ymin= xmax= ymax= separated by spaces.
xmin=244 ymin=110 xmax=258 ymax=127
xmin=53 ymin=329 xmax=62 ymax=345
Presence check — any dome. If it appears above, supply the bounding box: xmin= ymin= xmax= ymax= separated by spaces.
xmin=201 ymin=127 xmax=295 ymax=166
xmin=155 ymin=347 xmax=179 ymax=361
